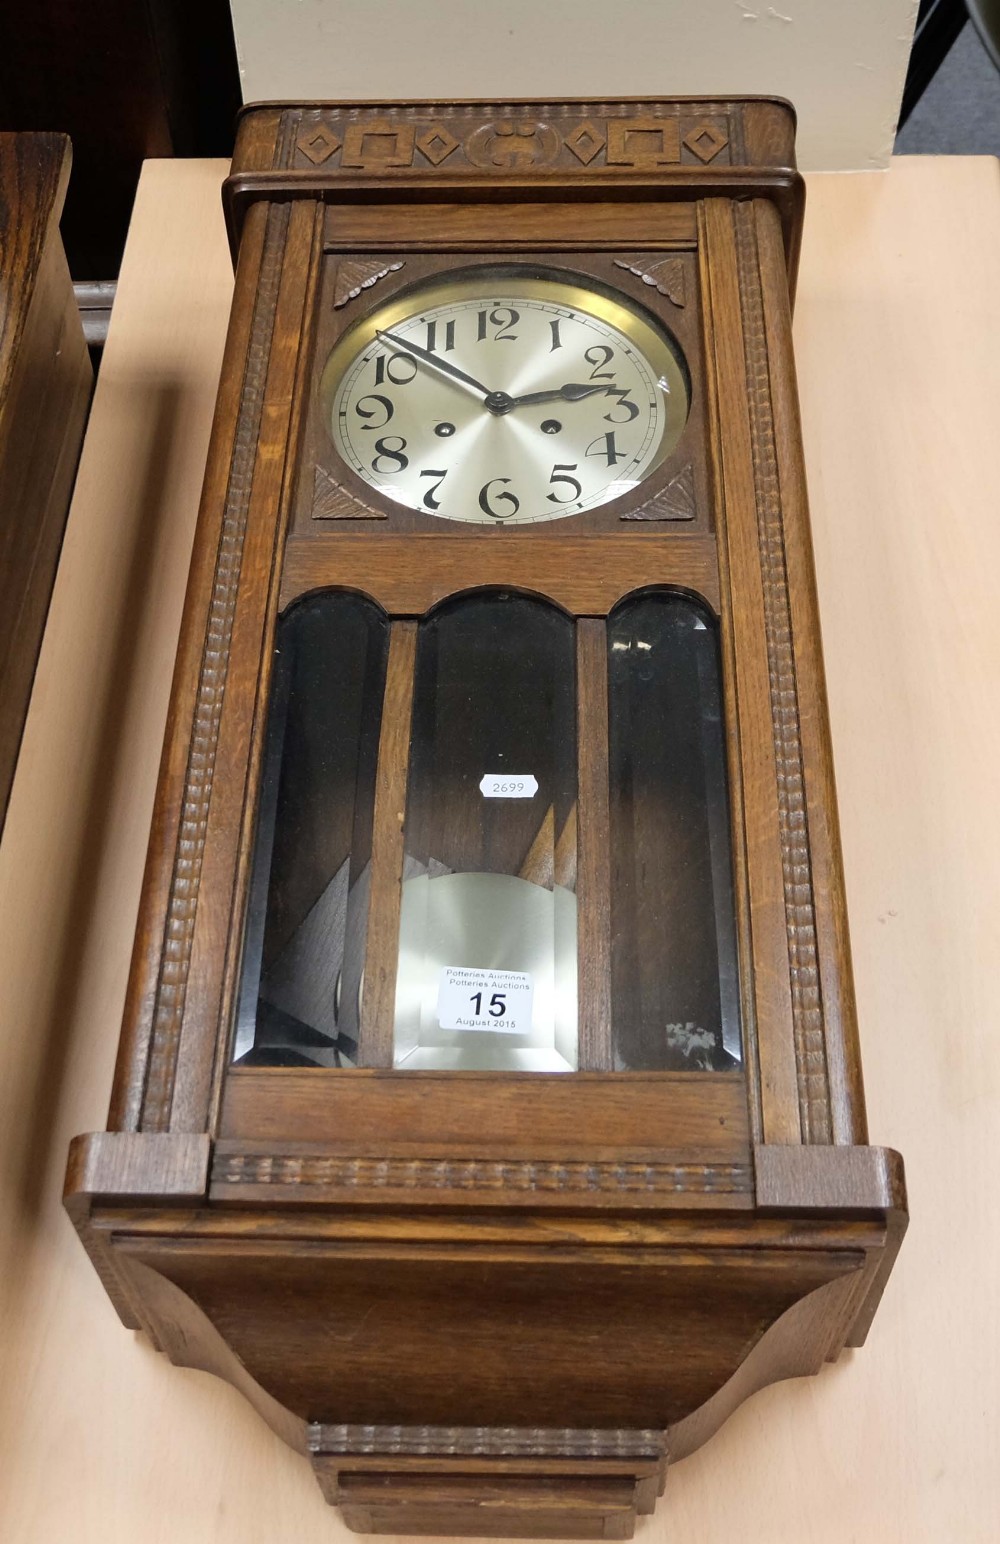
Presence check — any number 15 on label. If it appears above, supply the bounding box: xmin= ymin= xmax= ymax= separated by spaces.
xmin=437 ymin=967 xmax=533 ymax=1034
xmin=470 ymin=990 xmax=507 ymax=1018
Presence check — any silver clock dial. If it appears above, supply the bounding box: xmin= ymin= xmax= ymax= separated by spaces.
xmin=320 ymin=272 xmax=689 ymax=525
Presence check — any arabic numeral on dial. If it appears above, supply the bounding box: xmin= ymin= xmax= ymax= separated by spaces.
xmin=584 ymin=343 xmax=615 ymax=381
xmin=420 ymin=469 xmax=448 ymax=510
xmin=374 ymin=351 xmax=417 ymax=386
xmin=477 ymin=306 xmax=520 ymax=342
xmin=604 ymin=387 xmax=640 ymax=424
xmin=478 ymin=478 xmax=520 ymax=520
xmin=546 ymin=463 xmax=582 ymax=504
xmin=586 ymin=431 xmax=626 ymax=466
xmin=372 ymin=436 xmax=409 ymax=474
xmin=354 ymin=393 xmax=394 ymax=430
xmin=493 ymin=307 xmax=519 ymax=340
xmin=424 ymin=319 xmax=455 ymax=353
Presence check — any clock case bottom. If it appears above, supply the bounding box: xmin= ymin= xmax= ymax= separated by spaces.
xmin=66 ymin=1130 xmax=904 ymax=1538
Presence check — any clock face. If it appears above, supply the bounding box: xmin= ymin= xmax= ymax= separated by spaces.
xmin=320 ymin=270 xmax=689 ymax=524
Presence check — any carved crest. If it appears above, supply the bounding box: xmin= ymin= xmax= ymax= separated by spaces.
xmin=465 ymin=120 xmax=561 ymax=170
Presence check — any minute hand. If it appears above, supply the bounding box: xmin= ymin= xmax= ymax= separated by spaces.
xmin=506 ymin=383 xmax=619 ymax=408
xmin=376 ymin=327 xmax=493 ymax=400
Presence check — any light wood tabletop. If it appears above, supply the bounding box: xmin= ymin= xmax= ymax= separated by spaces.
xmin=1 ymin=155 xmax=997 ymax=1543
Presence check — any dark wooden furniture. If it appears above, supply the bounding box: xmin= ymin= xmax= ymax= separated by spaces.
xmin=0 ymin=1 xmax=240 ymax=278
xmin=0 ymin=133 xmax=91 ymax=833
xmin=66 ymin=99 xmax=906 ymax=1537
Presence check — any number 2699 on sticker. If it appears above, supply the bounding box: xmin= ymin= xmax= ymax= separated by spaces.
xmin=479 ymin=774 xmax=538 ymax=799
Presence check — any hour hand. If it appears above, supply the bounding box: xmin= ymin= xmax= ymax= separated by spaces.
xmin=375 ymin=327 xmax=493 ymax=401
xmin=506 ymin=383 xmax=617 ymax=408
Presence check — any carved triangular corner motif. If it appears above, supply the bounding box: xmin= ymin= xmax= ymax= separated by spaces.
xmin=613 ymin=256 xmax=685 ymax=307
xmin=621 ymin=463 xmax=696 ymax=522
xmin=649 ymin=258 xmax=685 ymax=308
xmin=312 ymin=464 xmax=386 ymax=520
xmin=333 ymin=259 xmax=405 ymax=309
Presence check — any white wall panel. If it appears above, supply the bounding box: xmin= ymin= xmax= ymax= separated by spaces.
xmin=230 ymin=0 xmax=917 ymax=171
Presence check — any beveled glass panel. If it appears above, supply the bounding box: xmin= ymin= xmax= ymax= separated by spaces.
xmin=608 ymin=593 xmax=741 ymax=1071
xmin=394 ymin=593 xmax=578 ymax=1071
xmin=233 ymin=592 xmax=389 ymax=1067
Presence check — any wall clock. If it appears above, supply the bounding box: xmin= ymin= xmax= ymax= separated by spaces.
xmin=66 ymin=98 xmax=906 ymax=1538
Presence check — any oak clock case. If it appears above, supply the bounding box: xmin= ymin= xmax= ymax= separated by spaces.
xmin=65 ymin=99 xmax=906 ymax=1540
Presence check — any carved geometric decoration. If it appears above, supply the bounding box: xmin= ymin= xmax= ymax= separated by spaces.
xmin=291 ymin=110 xmax=729 ymax=175
xmin=333 ymin=259 xmax=405 ymax=309
xmin=465 ymin=120 xmax=561 ymax=170
xmin=310 ymin=1425 xmax=669 ymax=1461
xmin=731 ymin=200 xmax=831 ymax=1141
xmin=217 ymin=1149 xmax=752 ymax=1196
xmin=684 ymin=124 xmax=728 ymax=163
xmin=416 ymin=125 xmax=461 ymax=166
xmin=614 ymin=257 xmax=685 ymax=307
xmin=564 ymin=120 xmax=605 ymax=165
xmin=297 ymin=124 xmax=341 ymax=165
xmin=312 ymin=464 xmax=386 ymax=520
xmin=606 ymin=116 xmax=681 ymax=168
xmin=620 ymin=463 xmax=696 ymax=522
xmin=341 ymin=121 xmax=415 ymax=170
xmin=140 ymin=201 xmax=291 ymax=1129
